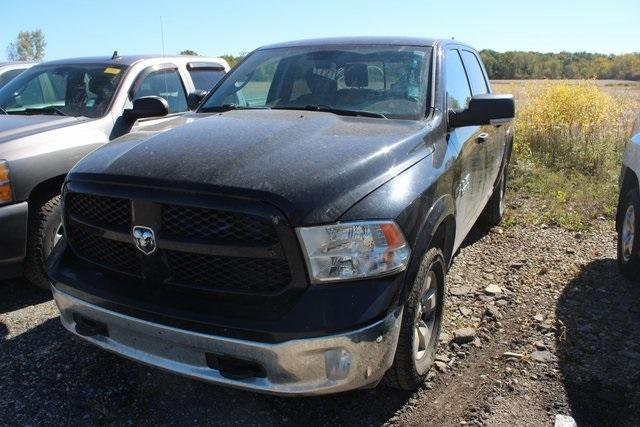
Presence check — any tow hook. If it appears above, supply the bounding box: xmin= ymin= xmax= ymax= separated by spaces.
xmin=73 ymin=313 xmax=109 ymax=337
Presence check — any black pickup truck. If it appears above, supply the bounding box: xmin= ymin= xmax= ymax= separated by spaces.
xmin=49 ymin=37 xmax=515 ymax=396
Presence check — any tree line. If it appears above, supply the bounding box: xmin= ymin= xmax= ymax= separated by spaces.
xmin=7 ymin=30 xmax=639 ymax=81
xmin=480 ymin=50 xmax=640 ymax=80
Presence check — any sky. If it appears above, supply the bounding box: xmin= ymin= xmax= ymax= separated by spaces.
xmin=2 ymin=0 xmax=639 ymax=61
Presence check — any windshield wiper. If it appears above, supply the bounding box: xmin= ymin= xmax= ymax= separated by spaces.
xmin=20 ymin=107 xmax=68 ymax=116
xmin=273 ymin=105 xmax=386 ymax=119
xmin=199 ymin=104 xmax=271 ymax=113
xmin=0 ymin=106 xmax=6 ymax=115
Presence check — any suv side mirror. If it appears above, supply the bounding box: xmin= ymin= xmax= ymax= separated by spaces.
xmin=448 ymin=94 xmax=515 ymax=128
xmin=123 ymin=96 xmax=169 ymax=122
xmin=187 ymin=90 xmax=208 ymax=110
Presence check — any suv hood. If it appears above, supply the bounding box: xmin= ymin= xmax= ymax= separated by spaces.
xmin=0 ymin=115 xmax=84 ymax=144
xmin=70 ymin=109 xmax=435 ymax=225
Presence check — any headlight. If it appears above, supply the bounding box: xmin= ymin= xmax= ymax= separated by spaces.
xmin=0 ymin=160 xmax=12 ymax=204
xmin=296 ymin=221 xmax=411 ymax=283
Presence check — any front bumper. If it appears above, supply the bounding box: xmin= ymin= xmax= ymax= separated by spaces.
xmin=0 ymin=201 xmax=28 ymax=279
xmin=53 ymin=286 xmax=403 ymax=396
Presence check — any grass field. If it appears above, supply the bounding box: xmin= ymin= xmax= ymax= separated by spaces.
xmin=492 ymin=79 xmax=640 ymax=98
xmin=492 ymin=79 xmax=640 ymax=230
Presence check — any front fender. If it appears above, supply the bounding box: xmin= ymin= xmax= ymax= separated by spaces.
xmin=340 ymin=137 xmax=456 ymax=305
xmin=2 ymin=121 xmax=110 ymax=201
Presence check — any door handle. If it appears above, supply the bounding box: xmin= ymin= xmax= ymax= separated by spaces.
xmin=476 ymin=133 xmax=489 ymax=144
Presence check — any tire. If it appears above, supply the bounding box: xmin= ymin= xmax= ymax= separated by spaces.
xmin=480 ymin=167 xmax=506 ymax=227
xmin=385 ymin=247 xmax=446 ymax=390
xmin=23 ymin=193 xmax=63 ymax=289
xmin=618 ymin=188 xmax=640 ymax=280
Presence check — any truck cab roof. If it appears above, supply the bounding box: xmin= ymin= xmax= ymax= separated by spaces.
xmin=36 ymin=55 xmax=228 ymax=69
xmin=259 ymin=36 xmax=474 ymax=51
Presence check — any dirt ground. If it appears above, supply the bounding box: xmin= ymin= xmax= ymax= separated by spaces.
xmin=1 ymin=197 xmax=639 ymax=426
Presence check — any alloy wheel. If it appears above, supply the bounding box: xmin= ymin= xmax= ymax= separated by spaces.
xmin=622 ymin=204 xmax=635 ymax=263
xmin=413 ymin=270 xmax=438 ymax=360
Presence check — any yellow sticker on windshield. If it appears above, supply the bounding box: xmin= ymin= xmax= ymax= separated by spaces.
xmin=104 ymin=67 xmax=121 ymax=75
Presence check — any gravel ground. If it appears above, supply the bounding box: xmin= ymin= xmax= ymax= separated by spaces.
xmin=1 ymin=199 xmax=639 ymax=426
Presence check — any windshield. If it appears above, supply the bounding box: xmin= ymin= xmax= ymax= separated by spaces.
xmin=200 ymin=45 xmax=432 ymax=120
xmin=0 ymin=64 xmax=126 ymax=118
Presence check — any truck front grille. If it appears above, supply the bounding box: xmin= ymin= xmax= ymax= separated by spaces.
xmin=67 ymin=193 xmax=131 ymax=227
xmin=166 ymin=251 xmax=290 ymax=293
xmin=161 ymin=204 xmax=278 ymax=243
xmin=64 ymin=190 xmax=295 ymax=295
xmin=68 ymin=225 xmax=141 ymax=276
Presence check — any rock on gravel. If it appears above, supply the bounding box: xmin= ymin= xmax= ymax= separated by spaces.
xmin=450 ymin=286 xmax=471 ymax=296
xmin=459 ymin=307 xmax=472 ymax=317
xmin=530 ymin=350 xmax=558 ymax=363
xmin=453 ymin=327 xmax=476 ymax=343
xmin=484 ymin=305 xmax=501 ymax=319
xmin=555 ymin=414 xmax=577 ymax=427
xmin=484 ymin=284 xmax=502 ymax=295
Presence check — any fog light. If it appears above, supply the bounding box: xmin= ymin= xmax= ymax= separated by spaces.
xmin=324 ymin=348 xmax=351 ymax=380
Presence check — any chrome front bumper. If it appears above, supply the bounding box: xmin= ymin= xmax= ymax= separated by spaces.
xmin=53 ymin=287 xmax=403 ymax=396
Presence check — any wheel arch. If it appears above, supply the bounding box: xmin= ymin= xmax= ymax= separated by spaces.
xmin=620 ymin=167 xmax=638 ymax=198
xmin=27 ymin=174 xmax=66 ymax=206
xmin=429 ymin=214 xmax=456 ymax=268
xmin=398 ymin=194 xmax=456 ymax=302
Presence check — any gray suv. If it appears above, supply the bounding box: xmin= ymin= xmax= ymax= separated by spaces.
xmin=0 ymin=62 xmax=35 ymax=89
xmin=0 ymin=54 xmax=229 ymax=287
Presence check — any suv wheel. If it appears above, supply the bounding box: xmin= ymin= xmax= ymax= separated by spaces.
xmin=480 ymin=167 xmax=506 ymax=226
xmin=618 ymin=188 xmax=640 ymax=280
xmin=24 ymin=193 xmax=62 ymax=289
xmin=385 ymin=247 xmax=445 ymax=390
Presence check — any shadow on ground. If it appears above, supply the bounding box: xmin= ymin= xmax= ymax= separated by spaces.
xmin=0 ymin=279 xmax=51 ymax=315
xmin=0 ymin=284 xmax=412 ymax=425
xmin=556 ymin=258 xmax=640 ymax=426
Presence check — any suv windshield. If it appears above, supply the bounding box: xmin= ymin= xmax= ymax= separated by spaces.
xmin=0 ymin=64 xmax=126 ymax=118
xmin=200 ymin=45 xmax=432 ymax=120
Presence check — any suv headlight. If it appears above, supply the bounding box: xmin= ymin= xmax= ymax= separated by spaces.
xmin=296 ymin=221 xmax=411 ymax=283
xmin=0 ymin=160 xmax=12 ymax=204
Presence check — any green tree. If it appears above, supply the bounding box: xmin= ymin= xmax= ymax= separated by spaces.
xmin=478 ymin=50 xmax=640 ymax=81
xmin=221 ymin=53 xmax=247 ymax=68
xmin=6 ymin=30 xmax=46 ymax=61
xmin=179 ymin=49 xmax=198 ymax=56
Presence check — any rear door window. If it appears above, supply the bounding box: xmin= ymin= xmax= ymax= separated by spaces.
xmin=188 ymin=69 xmax=226 ymax=91
xmin=460 ymin=50 xmax=489 ymax=95
xmin=133 ymin=68 xmax=188 ymax=113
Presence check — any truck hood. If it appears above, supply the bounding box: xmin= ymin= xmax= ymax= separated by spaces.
xmin=0 ymin=115 xmax=85 ymax=144
xmin=70 ymin=109 xmax=435 ymax=225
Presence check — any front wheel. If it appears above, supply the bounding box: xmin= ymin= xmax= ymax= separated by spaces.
xmin=24 ymin=194 xmax=62 ymax=289
xmin=618 ymin=188 xmax=640 ymax=280
xmin=384 ymin=247 xmax=445 ymax=390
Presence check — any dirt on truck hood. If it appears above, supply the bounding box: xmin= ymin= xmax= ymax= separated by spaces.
xmin=68 ymin=109 xmax=435 ymax=225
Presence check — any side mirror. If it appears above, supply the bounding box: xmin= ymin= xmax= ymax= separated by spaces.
xmin=123 ymin=96 xmax=169 ymax=122
xmin=448 ymin=94 xmax=515 ymax=128
xmin=187 ymin=90 xmax=208 ymax=110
